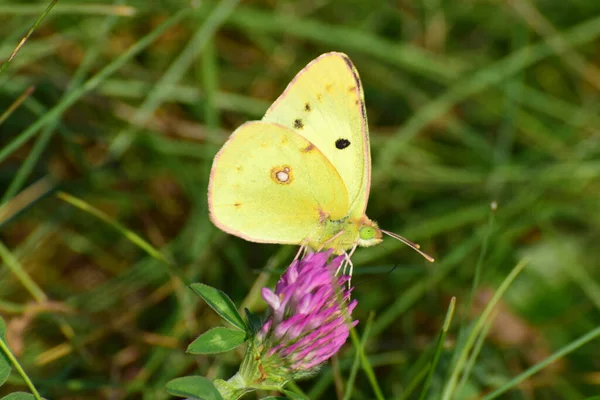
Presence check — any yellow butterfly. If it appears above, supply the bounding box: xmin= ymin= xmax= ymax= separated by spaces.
xmin=208 ymin=52 xmax=433 ymax=264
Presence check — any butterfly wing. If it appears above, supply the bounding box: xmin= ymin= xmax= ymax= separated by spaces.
xmin=262 ymin=52 xmax=371 ymax=216
xmin=208 ymin=121 xmax=349 ymax=244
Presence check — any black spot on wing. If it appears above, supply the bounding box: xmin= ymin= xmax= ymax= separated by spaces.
xmin=294 ymin=119 xmax=304 ymax=129
xmin=304 ymin=102 xmax=311 ymax=111
xmin=336 ymin=138 xmax=351 ymax=149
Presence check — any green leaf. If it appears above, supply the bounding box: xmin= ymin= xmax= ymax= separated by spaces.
xmin=187 ymin=327 xmax=247 ymax=354
xmin=189 ymin=283 xmax=246 ymax=331
xmin=261 ymin=397 xmax=287 ymax=400
xmin=166 ymin=376 xmax=223 ymax=400
xmin=0 ymin=316 xmax=11 ymax=387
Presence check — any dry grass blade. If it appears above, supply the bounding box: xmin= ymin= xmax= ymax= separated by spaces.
xmin=0 ymin=85 xmax=35 ymax=125
xmin=0 ymin=0 xmax=59 ymax=74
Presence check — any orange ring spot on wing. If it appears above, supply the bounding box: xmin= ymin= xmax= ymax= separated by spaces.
xmin=270 ymin=165 xmax=293 ymax=185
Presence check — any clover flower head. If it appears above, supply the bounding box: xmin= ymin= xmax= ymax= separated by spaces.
xmin=257 ymin=250 xmax=358 ymax=380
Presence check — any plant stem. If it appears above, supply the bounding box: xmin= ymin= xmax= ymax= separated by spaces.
xmin=0 ymin=338 xmax=42 ymax=399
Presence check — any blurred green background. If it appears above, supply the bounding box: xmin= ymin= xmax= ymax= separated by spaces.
xmin=1 ymin=0 xmax=600 ymax=399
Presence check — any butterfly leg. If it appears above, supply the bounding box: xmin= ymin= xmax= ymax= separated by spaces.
xmin=336 ymin=242 xmax=358 ymax=281
xmin=342 ymin=252 xmax=353 ymax=275
xmin=347 ymin=242 xmax=358 ymax=259
xmin=335 ymin=253 xmax=355 ymax=288
xmin=294 ymin=240 xmax=310 ymax=261
xmin=342 ymin=243 xmax=359 ymax=286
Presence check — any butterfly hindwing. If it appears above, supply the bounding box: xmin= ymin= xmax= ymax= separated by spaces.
xmin=208 ymin=121 xmax=349 ymax=244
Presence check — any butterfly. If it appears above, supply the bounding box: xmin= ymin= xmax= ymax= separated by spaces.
xmin=208 ymin=52 xmax=433 ymax=268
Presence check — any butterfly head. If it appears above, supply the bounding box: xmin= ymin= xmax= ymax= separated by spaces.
xmin=357 ymin=218 xmax=383 ymax=248
xmin=356 ymin=218 xmax=435 ymax=262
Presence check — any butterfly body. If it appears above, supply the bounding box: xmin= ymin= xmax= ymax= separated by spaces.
xmin=209 ymin=52 xmax=431 ymax=261
xmin=305 ymin=215 xmax=382 ymax=255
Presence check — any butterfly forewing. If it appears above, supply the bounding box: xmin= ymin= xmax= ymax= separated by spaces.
xmin=262 ymin=52 xmax=371 ymax=217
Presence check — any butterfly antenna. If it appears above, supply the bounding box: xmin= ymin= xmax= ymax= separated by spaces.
xmin=381 ymin=230 xmax=435 ymax=262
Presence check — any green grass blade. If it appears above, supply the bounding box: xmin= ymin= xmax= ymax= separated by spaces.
xmin=483 ymin=325 xmax=600 ymax=399
xmin=0 ymin=8 xmax=189 ymax=165
xmin=379 ymin=13 xmax=600 ymax=160
xmin=418 ymin=296 xmax=456 ymax=400
xmin=442 ymin=259 xmax=529 ymax=400
xmin=56 ymin=191 xmax=172 ymax=265
xmin=450 ymin=204 xmax=496 ymax=370
xmin=349 ymin=320 xmax=385 ymax=400
xmin=0 ymin=240 xmax=47 ymax=302
xmin=225 ymin=4 xmax=463 ymax=82
xmin=201 ymin=39 xmax=220 ymax=131
xmin=108 ymin=0 xmax=240 ymax=160
xmin=456 ymin=312 xmax=495 ymax=393
xmin=563 ymin=262 xmax=600 ymax=312
xmin=371 ymin=232 xmax=482 ymax=336
xmin=1 ymin=2 xmax=124 ymax=203
xmin=1 ymin=126 xmax=53 ymax=203
xmin=398 ymin=365 xmax=429 ymax=400
xmin=343 ymin=313 xmax=375 ymax=400
xmin=0 ymin=3 xmax=136 ymax=16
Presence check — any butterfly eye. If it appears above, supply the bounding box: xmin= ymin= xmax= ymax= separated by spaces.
xmin=335 ymin=138 xmax=351 ymax=149
xmin=359 ymin=226 xmax=376 ymax=240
